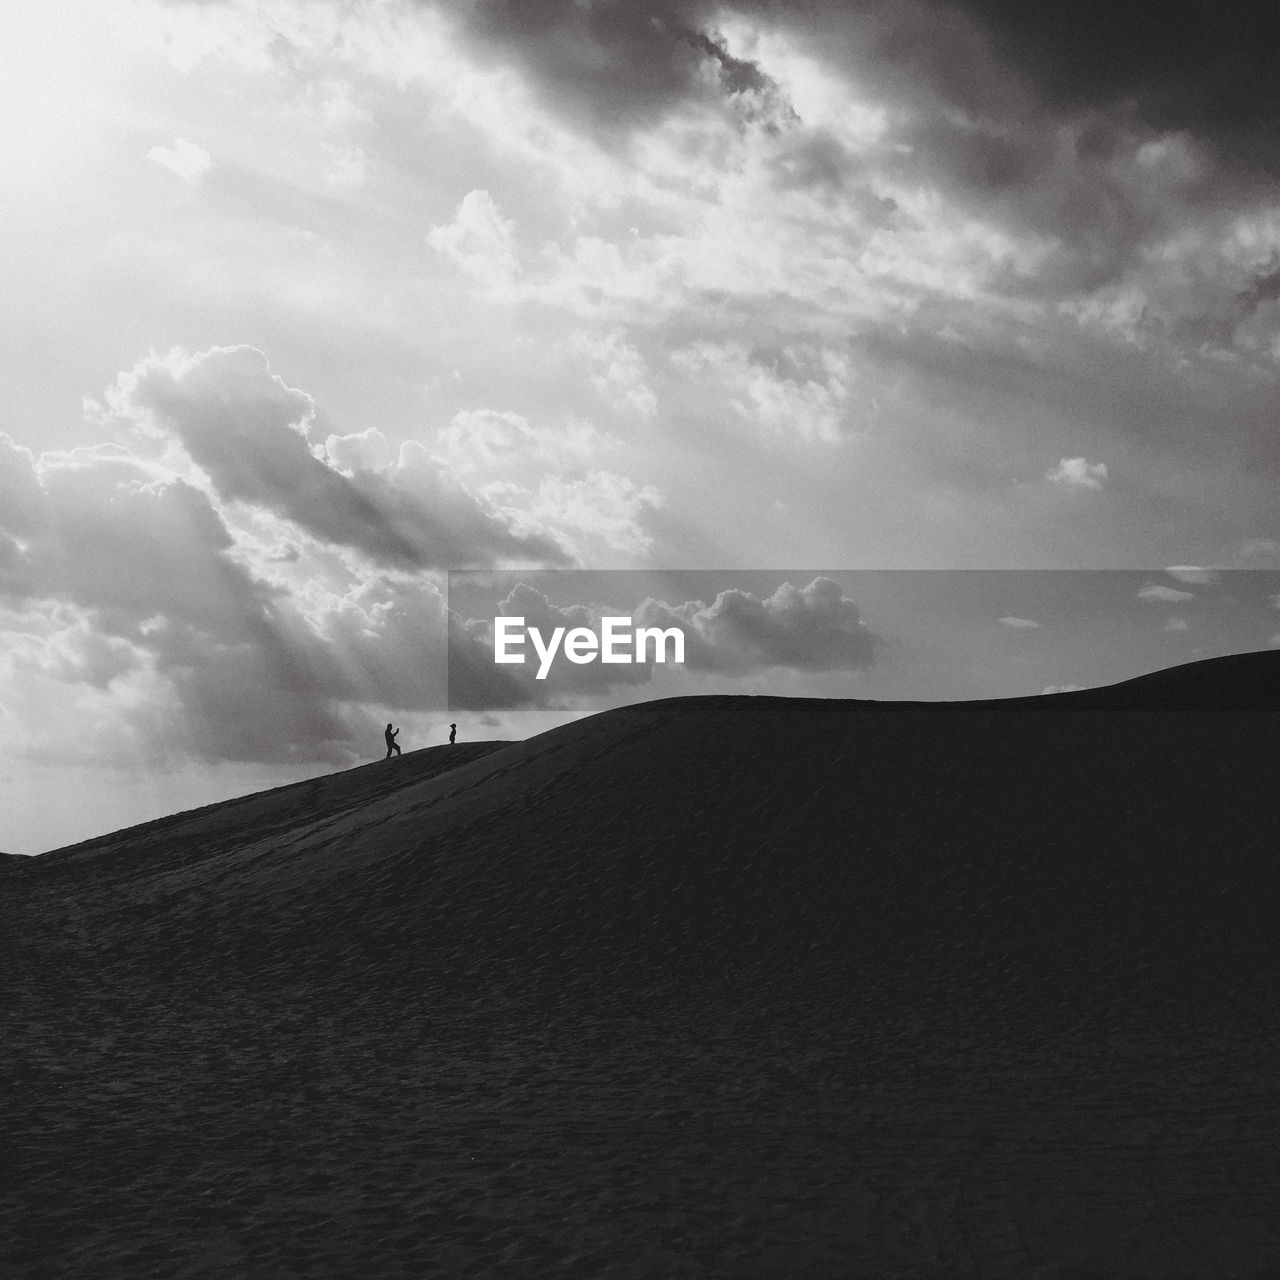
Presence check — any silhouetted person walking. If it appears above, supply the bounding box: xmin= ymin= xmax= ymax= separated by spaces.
xmin=449 ymin=723 xmax=457 ymax=745
xmin=384 ymin=723 xmax=401 ymax=758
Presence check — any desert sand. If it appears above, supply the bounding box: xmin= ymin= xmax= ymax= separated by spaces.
xmin=7 ymin=651 xmax=1280 ymax=1278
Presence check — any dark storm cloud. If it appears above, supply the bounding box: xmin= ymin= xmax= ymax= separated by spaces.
xmin=936 ymin=0 xmax=1280 ymax=172
xmin=430 ymin=0 xmax=1280 ymax=307
xmin=445 ymin=0 xmax=778 ymax=132
xmin=441 ymin=0 xmax=1279 ymax=160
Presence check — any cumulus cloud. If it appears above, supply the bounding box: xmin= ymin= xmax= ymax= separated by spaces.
xmin=1 ymin=610 xmax=141 ymax=691
xmin=0 ymin=437 xmax=365 ymax=765
xmin=998 ymin=616 xmax=1040 ymax=629
xmin=635 ymin=577 xmax=876 ymax=675
xmin=569 ymin=330 xmax=658 ymax=418
xmin=936 ymin=0 xmax=1280 ymax=173
xmin=528 ymin=471 xmax=663 ymax=560
xmin=1047 ymin=457 xmax=1108 ymax=490
xmin=1138 ymin=583 xmax=1195 ymax=604
xmin=427 ymin=189 xmax=521 ymax=290
xmin=100 ymin=346 xmax=568 ymax=570
xmin=148 ymin=138 xmax=212 ymax=184
xmin=1 ymin=345 xmax=628 ymax=770
xmin=456 ymin=582 xmax=655 ymax=708
xmin=449 ymin=576 xmax=877 ymax=707
xmin=670 ymin=341 xmax=852 ymax=443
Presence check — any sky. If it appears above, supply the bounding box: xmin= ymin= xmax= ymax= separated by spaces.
xmin=3 ymin=0 xmax=1280 ymax=853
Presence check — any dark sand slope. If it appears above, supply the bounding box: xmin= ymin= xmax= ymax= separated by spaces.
xmin=7 ymin=653 xmax=1280 ymax=1278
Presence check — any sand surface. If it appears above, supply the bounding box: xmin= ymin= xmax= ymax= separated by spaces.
xmin=7 ymin=654 xmax=1280 ymax=1277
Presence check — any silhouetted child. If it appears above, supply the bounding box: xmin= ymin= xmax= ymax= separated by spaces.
xmin=449 ymin=723 xmax=457 ymax=745
xmin=384 ymin=723 xmax=401 ymax=758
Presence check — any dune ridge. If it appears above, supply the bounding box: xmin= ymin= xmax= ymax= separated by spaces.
xmin=9 ymin=651 xmax=1280 ymax=1278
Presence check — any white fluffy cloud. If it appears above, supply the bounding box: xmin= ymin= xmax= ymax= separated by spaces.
xmin=427 ymin=189 xmax=521 ymax=291
xmin=1047 ymin=457 xmax=1109 ymax=489
xmin=669 ymin=340 xmax=854 ymax=443
xmin=635 ymin=577 xmax=875 ymax=675
xmin=1138 ymin=583 xmax=1195 ymax=603
xmin=528 ymin=471 xmax=664 ymax=561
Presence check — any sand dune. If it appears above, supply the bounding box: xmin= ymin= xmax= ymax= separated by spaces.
xmin=9 ymin=652 xmax=1280 ymax=1278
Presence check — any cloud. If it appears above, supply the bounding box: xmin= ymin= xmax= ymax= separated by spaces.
xmin=1041 ymin=682 xmax=1082 ymax=694
xmin=427 ymin=190 xmax=521 ymax=290
xmin=444 ymin=608 xmax=538 ymax=711
xmin=1 ymin=610 xmax=141 ymax=691
xmin=450 ymin=576 xmax=877 ymax=707
xmin=636 ymin=577 xmax=876 ymax=675
xmin=0 ymin=433 xmax=45 ymax=537
xmin=440 ymin=0 xmax=780 ymax=137
xmin=148 ymin=138 xmax=212 ymax=184
xmin=436 ymin=409 xmax=605 ymax=474
xmin=938 ymin=0 xmax=1280 ymax=173
xmin=1163 ymin=616 xmax=1190 ymax=632
xmin=0 ymin=438 xmax=367 ymax=766
xmin=1138 ymin=583 xmax=1195 ymax=604
xmin=1047 ymin=457 xmax=1108 ymax=490
xmin=1242 ymin=538 xmax=1280 ymax=558
xmin=1165 ymin=565 xmax=1220 ymax=585
xmin=527 ymin=471 xmax=663 ymax=560
xmin=100 ymin=346 xmax=568 ymax=570
xmin=669 ymin=340 xmax=853 ymax=443
xmin=569 ymin=331 xmax=658 ymax=418
xmin=2 ymin=345 xmax=624 ymax=770
xmin=999 ymin=616 xmax=1040 ymax=629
